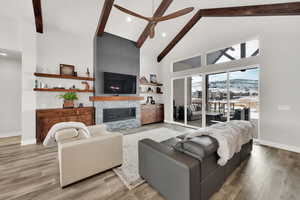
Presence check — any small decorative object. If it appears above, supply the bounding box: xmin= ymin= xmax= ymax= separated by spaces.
xmin=78 ymin=103 xmax=84 ymax=108
xmin=60 ymin=64 xmax=75 ymax=76
xmin=59 ymin=92 xmax=78 ymax=108
xmin=71 ymin=85 xmax=76 ymax=89
xmin=81 ymin=81 xmax=90 ymax=90
xmin=150 ymin=74 xmax=157 ymax=83
xmin=151 ymin=99 xmax=156 ymax=104
xmin=146 ymin=96 xmax=153 ymax=104
xmin=54 ymin=87 xmax=65 ymax=89
xmin=147 ymin=87 xmax=153 ymax=93
xmin=40 ymin=81 xmax=45 ymax=88
xmin=139 ymin=76 xmax=148 ymax=84
xmin=156 ymin=87 xmax=162 ymax=94
xmin=86 ymin=68 xmax=90 ymax=77
xmin=35 ymin=80 xmax=38 ymax=88
xmin=74 ymin=71 xmax=78 ymax=76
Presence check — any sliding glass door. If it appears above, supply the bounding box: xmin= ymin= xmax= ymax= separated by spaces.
xmin=187 ymin=75 xmax=203 ymax=128
xmin=173 ymin=78 xmax=185 ymax=124
xmin=172 ymin=67 xmax=259 ymax=134
xmin=229 ymin=68 xmax=259 ymax=137
xmin=206 ymin=73 xmax=228 ymax=126
xmin=173 ymin=75 xmax=203 ymax=128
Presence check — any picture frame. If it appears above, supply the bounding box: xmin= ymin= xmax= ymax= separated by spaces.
xmin=60 ymin=64 xmax=75 ymax=76
xmin=149 ymin=74 xmax=157 ymax=83
xmin=139 ymin=76 xmax=149 ymax=84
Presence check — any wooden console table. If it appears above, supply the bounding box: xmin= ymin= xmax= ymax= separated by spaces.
xmin=141 ymin=104 xmax=164 ymax=125
xmin=36 ymin=107 xmax=95 ymax=143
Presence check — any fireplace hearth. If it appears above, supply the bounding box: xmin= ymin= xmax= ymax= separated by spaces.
xmin=103 ymin=107 xmax=136 ymax=123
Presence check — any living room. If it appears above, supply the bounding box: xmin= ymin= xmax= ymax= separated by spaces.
xmin=0 ymin=0 xmax=300 ymax=200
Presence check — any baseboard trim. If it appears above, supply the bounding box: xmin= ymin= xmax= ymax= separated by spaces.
xmin=258 ymin=139 xmax=300 ymax=154
xmin=21 ymin=139 xmax=36 ymax=146
xmin=0 ymin=132 xmax=21 ymax=138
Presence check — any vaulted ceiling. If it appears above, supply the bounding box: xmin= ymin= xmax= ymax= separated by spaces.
xmin=0 ymin=0 xmax=299 ymax=59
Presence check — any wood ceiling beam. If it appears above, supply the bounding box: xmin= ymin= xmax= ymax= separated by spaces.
xmin=157 ymin=2 xmax=300 ymax=62
xmin=201 ymin=2 xmax=300 ymax=17
xmin=96 ymin=0 xmax=115 ymax=36
xmin=157 ymin=10 xmax=201 ymax=62
xmin=32 ymin=0 xmax=43 ymax=33
xmin=136 ymin=0 xmax=173 ymax=48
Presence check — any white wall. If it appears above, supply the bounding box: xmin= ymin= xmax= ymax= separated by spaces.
xmin=0 ymin=0 xmax=38 ymax=144
xmin=0 ymin=56 xmax=22 ymax=137
xmin=36 ymin=30 xmax=94 ymax=109
xmin=0 ymin=4 xmax=37 ymax=144
xmin=140 ymin=50 xmax=160 ymax=81
xmin=159 ymin=16 xmax=300 ymax=151
xmin=140 ymin=50 xmax=164 ymax=104
xmin=0 ymin=16 xmax=21 ymax=51
xmin=20 ymin=20 xmax=37 ymax=145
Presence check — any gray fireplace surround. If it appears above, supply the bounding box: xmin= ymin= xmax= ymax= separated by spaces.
xmin=94 ymin=100 xmax=141 ymax=131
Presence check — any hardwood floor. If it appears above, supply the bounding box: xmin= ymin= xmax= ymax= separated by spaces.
xmin=0 ymin=124 xmax=300 ymax=200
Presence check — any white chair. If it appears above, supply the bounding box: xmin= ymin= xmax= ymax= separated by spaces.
xmin=55 ymin=124 xmax=123 ymax=187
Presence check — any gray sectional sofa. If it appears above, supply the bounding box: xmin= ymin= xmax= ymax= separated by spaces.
xmin=139 ymin=134 xmax=253 ymax=200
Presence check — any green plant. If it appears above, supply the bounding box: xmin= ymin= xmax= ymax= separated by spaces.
xmin=58 ymin=92 xmax=78 ymax=101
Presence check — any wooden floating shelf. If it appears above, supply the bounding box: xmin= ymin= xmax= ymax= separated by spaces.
xmin=140 ymin=82 xmax=163 ymax=87
xmin=34 ymin=73 xmax=95 ymax=81
xmin=34 ymin=88 xmax=94 ymax=93
xmin=90 ymin=96 xmax=144 ymax=102
xmin=140 ymin=92 xmax=164 ymax=95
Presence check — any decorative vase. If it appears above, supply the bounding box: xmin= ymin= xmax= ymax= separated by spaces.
xmin=63 ymin=100 xmax=74 ymax=108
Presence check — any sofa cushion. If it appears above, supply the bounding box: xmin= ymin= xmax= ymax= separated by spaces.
xmin=78 ymin=124 xmax=108 ymax=137
xmin=161 ymin=138 xmax=182 ymax=147
xmin=55 ymin=128 xmax=79 ymax=143
xmin=174 ymin=136 xmax=218 ymax=161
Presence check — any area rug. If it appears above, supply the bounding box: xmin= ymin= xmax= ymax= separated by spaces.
xmin=113 ymin=127 xmax=193 ymax=190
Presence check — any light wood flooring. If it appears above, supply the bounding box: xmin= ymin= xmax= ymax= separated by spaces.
xmin=0 ymin=123 xmax=300 ymax=200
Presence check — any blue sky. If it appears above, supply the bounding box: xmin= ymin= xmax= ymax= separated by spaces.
xmin=209 ymin=68 xmax=259 ymax=82
xmin=230 ymin=68 xmax=259 ymax=80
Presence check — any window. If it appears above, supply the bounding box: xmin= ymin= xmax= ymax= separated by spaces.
xmin=173 ymin=56 xmax=201 ymax=72
xmin=206 ymin=40 xmax=259 ymax=65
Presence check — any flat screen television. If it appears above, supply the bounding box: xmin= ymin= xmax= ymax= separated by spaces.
xmin=104 ymin=72 xmax=137 ymax=94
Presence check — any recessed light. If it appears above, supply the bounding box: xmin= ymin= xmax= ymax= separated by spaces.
xmin=126 ymin=16 xmax=132 ymax=22
xmin=0 ymin=52 xmax=7 ymax=56
xmin=162 ymin=32 xmax=167 ymax=38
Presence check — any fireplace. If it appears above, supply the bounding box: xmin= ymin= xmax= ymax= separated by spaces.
xmin=94 ymin=100 xmax=141 ymax=131
xmin=103 ymin=107 xmax=136 ymax=123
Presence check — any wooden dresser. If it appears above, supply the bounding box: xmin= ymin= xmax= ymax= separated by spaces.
xmin=36 ymin=107 xmax=95 ymax=143
xmin=141 ymin=104 xmax=164 ymax=125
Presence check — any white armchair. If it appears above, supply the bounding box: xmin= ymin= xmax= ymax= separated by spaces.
xmin=55 ymin=125 xmax=123 ymax=187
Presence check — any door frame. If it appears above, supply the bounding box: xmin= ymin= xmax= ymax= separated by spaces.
xmin=170 ymin=65 xmax=260 ymax=138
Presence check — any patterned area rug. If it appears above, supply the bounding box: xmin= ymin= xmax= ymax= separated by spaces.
xmin=113 ymin=127 xmax=194 ymax=190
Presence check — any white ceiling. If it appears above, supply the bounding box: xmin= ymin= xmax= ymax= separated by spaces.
xmin=40 ymin=0 xmax=199 ymax=39
xmin=38 ymin=0 xmax=299 ymax=38
xmin=0 ymin=0 xmax=299 ymax=56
